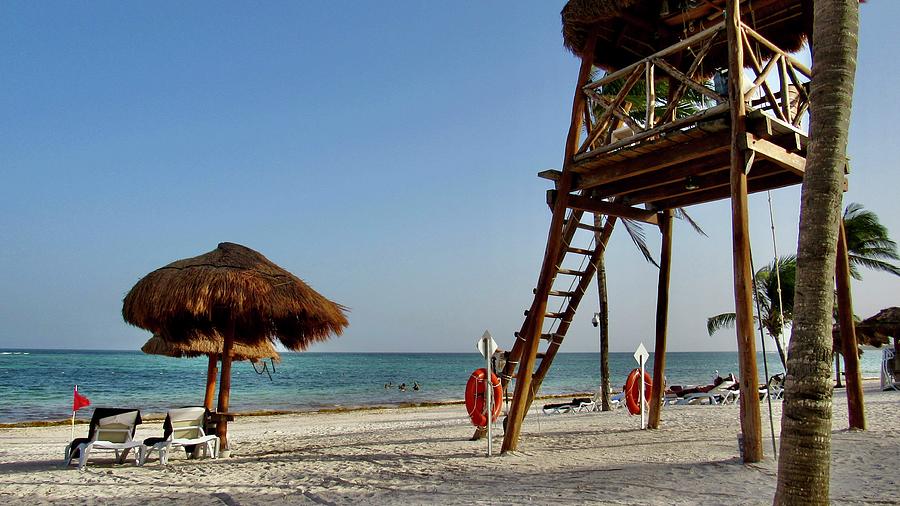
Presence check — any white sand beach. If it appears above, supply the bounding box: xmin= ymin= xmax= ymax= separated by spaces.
xmin=0 ymin=381 xmax=896 ymax=505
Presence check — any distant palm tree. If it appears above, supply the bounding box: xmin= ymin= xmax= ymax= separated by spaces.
xmin=842 ymin=202 xmax=900 ymax=279
xmin=707 ymin=256 xmax=796 ymax=369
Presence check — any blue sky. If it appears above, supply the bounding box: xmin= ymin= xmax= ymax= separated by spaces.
xmin=1 ymin=1 xmax=897 ymax=353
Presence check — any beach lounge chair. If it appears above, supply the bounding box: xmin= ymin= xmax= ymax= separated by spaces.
xmin=64 ymin=408 xmax=144 ymax=470
xmin=542 ymin=397 xmax=594 ymax=415
xmin=881 ymin=348 xmax=900 ymax=391
xmin=140 ymin=407 xmax=218 ymax=465
xmin=759 ymin=373 xmax=785 ymax=400
xmin=675 ymin=375 xmax=739 ymax=405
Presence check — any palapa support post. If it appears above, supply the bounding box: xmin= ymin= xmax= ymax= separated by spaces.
xmin=836 ymin=221 xmax=866 ymax=429
xmin=648 ymin=209 xmax=673 ymax=429
xmin=501 ymin=29 xmax=597 ymax=454
xmin=216 ymin=322 xmax=235 ymax=452
xmin=204 ymin=354 xmax=219 ymax=411
xmin=726 ymin=0 xmax=763 ymax=463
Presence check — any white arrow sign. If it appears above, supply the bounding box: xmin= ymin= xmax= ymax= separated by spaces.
xmin=477 ymin=331 xmax=498 ymax=359
xmin=633 ymin=342 xmax=649 ymax=366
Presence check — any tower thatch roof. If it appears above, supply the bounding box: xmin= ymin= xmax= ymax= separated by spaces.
xmin=123 ymin=242 xmax=348 ymax=350
xmin=561 ymin=0 xmax=811 ymax=76
xmin=141 ymin=333 xmax=281 ymax=362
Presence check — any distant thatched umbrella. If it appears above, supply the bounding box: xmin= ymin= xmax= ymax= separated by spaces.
xmin=561 ymin=0 xmax=810 ymax=76
xmin=833 ymin=307 xmax=898 ymax=364
xmin=856 ymin=307 xmax=900 ymax=348
xmin=123 ymin=242 xmax=348 ymax=450
xmin=142 ymin=332 xmax=281 ymax=410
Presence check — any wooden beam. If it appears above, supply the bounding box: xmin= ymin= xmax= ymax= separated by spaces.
xmin=836 ymin=222 xmax=866 ymax=429
xmin=739 ymin=134 xmax=806 ymax=175
xmin=216 ymin=321 xmax=235 ymax=452
xmin=576 ymin=103 xmax=731 ymax=165
xmin=574 ymin=131 xmax=732 ymax=188
xmin=650 ymin=170 xmax=800 ymax=209
xmin=652 ymin=56 xmax=726 ymax=105
xmin=727 ymin=0 xmax=763 ymax=463
xmin=580 ymin=66 xmax=644 ymax=154
xmin=204 ymin=354 xmax=218 ymax=411
xmin=501 ymin=29 xmax=597 ymax=454
xmin=538 ymin=169 xmax=562 ymax=182
xmin=648 ymin=210 xmax=673 ymax=429
xmin=590 ymin=152 xmax=731 ymax=199
xmin=566 ymin=195 xmax=659 ymax=225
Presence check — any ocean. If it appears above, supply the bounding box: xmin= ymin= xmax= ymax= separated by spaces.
xmin=0 ymin=349 xmax=885 ymax=424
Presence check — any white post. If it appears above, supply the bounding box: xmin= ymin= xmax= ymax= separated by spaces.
xmin=640 ymin=359 xmax=646 ymax=429
xmin=485 ymin=334 xmax=493 ymax=457
xmin=594 ymin=313 xmax=601 ymax=410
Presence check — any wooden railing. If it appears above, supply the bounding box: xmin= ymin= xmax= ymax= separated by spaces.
xmin=576 ymin=20 xmax=810 ymax=160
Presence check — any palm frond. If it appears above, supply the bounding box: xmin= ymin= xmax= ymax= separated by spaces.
xmin=622 ymin=218 xmax=658 ymax=267
xmin=707 ymin=313 xmax=737 ymax=336
xmin=673 ymin=208 xmax=708 ymax=237
xmin=848 ymin=255 xmax=900 ymax=277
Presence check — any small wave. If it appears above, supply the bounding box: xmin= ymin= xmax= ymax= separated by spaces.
xmin=0 ymin=352 xmax=29 ymax=356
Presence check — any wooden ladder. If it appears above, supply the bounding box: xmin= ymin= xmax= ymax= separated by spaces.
xmin=498 ymin=207 xmax=617 ymax=412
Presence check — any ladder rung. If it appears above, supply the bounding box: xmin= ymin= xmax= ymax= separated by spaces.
xmin=566 ymin=246 xmax=594 ymax=256
xmin=533 ymin=288 xmax=576 ymax=297
xmin=515 ymin=332 xmax=561 ymax=344
xmin=541 ymin=333 xmax=564 ymax=344
xmin=557 ymin=268 xmax=587 ymax=276
xmin=575 ymin=222 xmax=603 ymax=234
xmin=545 ymin=312 xmax=567 ymax=319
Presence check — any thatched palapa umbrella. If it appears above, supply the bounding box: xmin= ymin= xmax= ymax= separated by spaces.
xmin=856 ymin=307 xmax=900 ymax=350
xmin=124 ymin=242 xmax=348 ymax=450
xmin=141 ymin=332 xmax=281 ymax=411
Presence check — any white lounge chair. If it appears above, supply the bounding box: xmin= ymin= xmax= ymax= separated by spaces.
xmin=141 ymin=407 xmax=218 ymax=465
xmin=64 ymin=410 xmax=144 ymax=470
xmin=759 ymin=373 xmax=785 ymax=400
xmin=881 ymin=348 xmax=900 ymax=391
xmin=675 ymin=377 xmax=740 ymax=405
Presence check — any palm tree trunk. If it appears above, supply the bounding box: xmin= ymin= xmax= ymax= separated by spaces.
xmin=773 ymin=332 xmax=788 ymax=371
xmin=774 ymin=1 xmax=859 ymax=504
xmin=594 ymin=213 xmax=611 ymax=411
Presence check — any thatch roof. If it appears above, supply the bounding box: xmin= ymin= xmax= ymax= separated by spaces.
xmin=123 ymin=242 xmax=349 ymax=350
xmin=855 ymin=307 xmax=900 ymax=345
xmin=833 ymin=307 xmax=900 ymax=350
xmin=141 ymin=333 xmax=281 ymax=362
xmin=561 ymin=0 xmax=810 ymax=76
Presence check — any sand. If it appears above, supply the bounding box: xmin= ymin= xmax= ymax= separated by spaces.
xmin=0 ymin=381 xmax=896 ymax=505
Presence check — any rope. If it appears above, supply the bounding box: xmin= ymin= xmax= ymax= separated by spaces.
xmin=767 ymin=190 xmax=787 ymax=359
xmin=251 ymin=359 xmax=274 ymax=381
xmin=749 ymin=234 xmax=779 ymax=459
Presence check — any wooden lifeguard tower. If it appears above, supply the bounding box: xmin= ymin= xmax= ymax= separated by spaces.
xmin=498 ymin=0 xmax=864 ymax=462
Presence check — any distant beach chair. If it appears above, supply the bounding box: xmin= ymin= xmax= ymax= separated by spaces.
xmin=675 ymin=375 xmax=739 ymax=405
xmin=542 ymin=397 xmax=594 ymax=415
xmin=140 ymin=407 xmax=218 ymax=465
xmin=881 ymin=348 xmax=900 ymax=391
xmin=759 ymin=373 xmax=785 ymax=400
xmin=64 ymin=408 xmax=144 ymax=470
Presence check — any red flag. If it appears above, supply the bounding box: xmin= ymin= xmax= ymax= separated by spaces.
xmin=73 ymin=386 xmax=90 ymax=412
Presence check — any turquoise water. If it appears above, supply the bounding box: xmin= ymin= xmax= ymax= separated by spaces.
xmin=0 ymin=350 xmax=884 ymax=423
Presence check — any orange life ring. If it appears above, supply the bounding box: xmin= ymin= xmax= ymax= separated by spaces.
xmin=623 ymin=368 xmax=653 ymax=415
xmin=465 ymin=368 xmax=502 ymax=427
